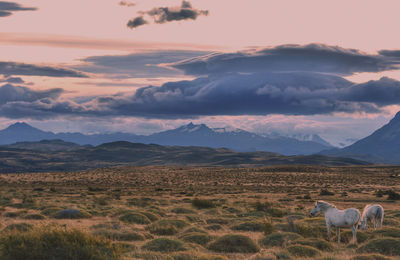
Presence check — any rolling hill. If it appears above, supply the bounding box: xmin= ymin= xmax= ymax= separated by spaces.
xmin=0 ymin=140 xmax=367 ymax=173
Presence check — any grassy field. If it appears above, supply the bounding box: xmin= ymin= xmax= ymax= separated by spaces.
xmin=0 ymin=165 xmax=399 ymax=259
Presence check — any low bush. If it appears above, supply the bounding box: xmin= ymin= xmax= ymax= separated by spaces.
xmin=192 ymin=198 xmax=215 ymax=209
xmin=93 ymin=230 xmax=145 ymax=241
xmin=375 ymin=228 xmax=400 ymax=238
xmin=0 ymin=226 xmax=120 ymax=260
xmin=3 ymin=223 xmax=33 ymax=232
xmin=119 ymin=212 xmax=150 ymax=224
xmin=291 ymin=238 xmax=333 ymax=251
xmin=341 ymin=230 xmax=369 ymax=243
xmin=23 ymin=214 xmax=45 ymax=220
xmin=287 ymin=245 xmax=321 ymax=257
xmin=171 ymin=208 xmax=195 ymax=214
xmin=351 ymin=254 xmax=393 ymax=260
xmin=259 ymin=232 xmax=302 ymax=248
xmin=180 ymin=232 xmax=212 ymax=246
xmin=357 ymin=238 xmax=400 ymax=256
xmin=142 ymin=238 xmax=187 ymax=252
xmin=319 ymin=189 xmax=334 ymax=196
xmin=231 ymin=221 xmax=265 ymax=232
xmin=208 ymin=234 xmax=259 ymax=253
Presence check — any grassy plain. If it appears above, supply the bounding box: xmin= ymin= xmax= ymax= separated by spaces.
xmin=0 ymin=165 xmax=399 ymax=259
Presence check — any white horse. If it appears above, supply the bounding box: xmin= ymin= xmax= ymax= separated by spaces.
xmin=360 ymin=204 xmax=384 ymax=230
xmin=310 ymin=201 xmax=360 ymax=243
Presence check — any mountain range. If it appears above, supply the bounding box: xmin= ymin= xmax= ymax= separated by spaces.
xmin=0 ymin=122 xmax=333 ymax=155
xmin=320 ymin=111 xmax=400 ymax=164
xmin=0 ymin=140 xmax=368 ymax=173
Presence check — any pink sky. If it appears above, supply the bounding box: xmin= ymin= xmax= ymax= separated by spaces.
xmin=1 ymin=0 xmax=400 ymax=146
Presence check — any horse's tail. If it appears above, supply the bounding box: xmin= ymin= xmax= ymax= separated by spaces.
xmin=377 ymin=206 xmax=384 ymax=227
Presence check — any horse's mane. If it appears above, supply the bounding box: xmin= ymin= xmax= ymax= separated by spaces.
xmin=361 ymin=204 xmax=372 ymax=218
xmin=317 ymin=200 xmax=336 ymax=211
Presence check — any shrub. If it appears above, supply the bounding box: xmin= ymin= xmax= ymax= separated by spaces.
xmin=259 ymin=232 xmax=302 ymax=248
xmin=205 ymin=224 xmax=222 ymax=231
xmin=0 ymin=226 xmax=120 ymax=260
xmin=183 ymin=227 xmax=207 ymax=234
xmin=291 ymin=238 xmax=333 ymax=251
xmin=341 ymin=231 xmax=369 ymax=243
xmin=23 ymin=214 xmax=45 ymax=220
xmin=375 ymin=228 xmax=400 ymax=238
xmin=140 ymin=211 xmax=160 ymax=222
xmin=206 ymin=218 xmax=229 ymax=225
xmin=93 ymin=230 xmax=145 ymax=241
xmin=208 ymin=234 xmax=259 ymax=253
xmin=41 ymin=207 xmax=63 ymax=217
xmin=147 ymin=219 xmax=188 ymax=236
xmin=3 ymin=223 xmax=33 ymax=232
xmin=119 ymin=212 xmax=150 ymax=224
xmin=351 ymin=255 xmax=393 ymax=260
xmin=180 ymin=232 xmax=212 ymax=246
xmin=387 ymin=190 xmax=400 ymax=200
xmin=231 ymin=221 xmax=265 ymax=232
xmin=319 ymin=189 xmax=334 ymax=196
xmin=54 ymin=209 xmax=91 ymax=219
xmin=171 ymin=208 xmax=195 ymax=214
xmin=357 ymin=238 xmax=400 ymax=256
xmin=142 ymin=238 xmax=187 ymax=252
xmin=287 ymin=245 xmax=321 ymax=257
xmin=192 ymin=198 xmax=215 ymax=209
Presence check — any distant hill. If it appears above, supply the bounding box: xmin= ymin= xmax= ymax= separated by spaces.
xmin=0 ymin=122 xmax=333 ymax=155
xmin=320 ymin=111 xmax=400 ymax=164
xmin=5 ymin=139 xmax=88 ymax=152
xmin=0 ymin=140 xmax=368 ymax=173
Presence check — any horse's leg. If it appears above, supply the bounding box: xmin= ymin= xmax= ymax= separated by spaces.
xmin=374 ymin=216 xmax=378 ymax=230
xmin=351 ymin=224 xmax=357 ymax=244
xmin=326 ymin=223 xmax=331 ymax=241
xmin=336 ymin=227 xmax=340 ymax=243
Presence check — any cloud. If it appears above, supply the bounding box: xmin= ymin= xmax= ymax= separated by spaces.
xmin=0 ymin=1 xmax=36 ymax=17
xmin=76 ymin=50 xmax=210 ymax=78
xmin=127 ymin=1 xmax=208 ymax=29
xmin=0 ymin=83 xmax=63 ymax=106
xmin=119 ymin=0 xmax=135 ymax=7
xmin=0 ymin=61 xmax=87 ymax=78
xmin=2 ymin=44 xmax=400 ymax=120
xmin=127 ymin=16 xmax=148 ymax=29
xmin=4 ymin=72 xmax=400 ymax=119
xmin=171 ymin=44 xmax=400 ymax=76
xmin=0 ymin=76 xmax=25 ymax=84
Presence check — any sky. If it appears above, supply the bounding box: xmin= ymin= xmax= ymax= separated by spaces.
xmin=1 ymin=0 xmax=400 ymax=146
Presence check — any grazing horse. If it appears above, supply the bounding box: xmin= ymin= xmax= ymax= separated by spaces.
xmin=360 ymin=204 xmax=384 ymax=230
xmin=310 ymin=201 xmax=360 ymax=243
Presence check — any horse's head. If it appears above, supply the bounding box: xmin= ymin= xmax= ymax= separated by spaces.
xmin=360 ymin=219 xmax=367 ymax=230
xmin=310 ymin=201 xmax=322 ymax=217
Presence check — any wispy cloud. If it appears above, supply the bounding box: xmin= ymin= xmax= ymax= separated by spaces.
xmin=171 ymin=44 xmax=400 ymax=76
xmin=0 ymin=1 xmax=36 ymax=17
xmin=0 ymin=61 xmax=87 ymax=78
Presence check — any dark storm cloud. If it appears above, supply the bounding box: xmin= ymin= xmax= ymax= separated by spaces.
xmin=0 ymin=61 xmax=87 ymax=78
xmin=127 ymin=16 xmax=148 ymax=28
xmin=76 ymin=50 xmax=210 ymax=78
xmin=3 ymin=44 xmax=400 ymax=119
xmin=0 ymin=1 xmax=36 ymax=17
xmin=147 ymin=1 xmax=208 ymax=24
xmin=171 ymin=44 xmax=400 ymax=76
xmin=4 ymin=72 xmax=400 ymax=119
xmin=127 ymin=1 xmax=208 ymax=29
